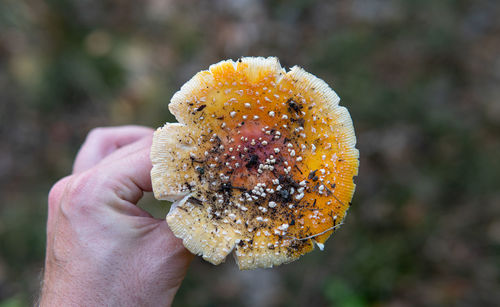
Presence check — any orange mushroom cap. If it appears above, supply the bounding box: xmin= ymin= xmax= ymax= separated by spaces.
xmin=151 ymin=57 xmax=359 ymax=270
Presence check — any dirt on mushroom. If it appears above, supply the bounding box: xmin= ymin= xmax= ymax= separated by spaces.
xmin=150 ymin=57 xmax=359 ymax=270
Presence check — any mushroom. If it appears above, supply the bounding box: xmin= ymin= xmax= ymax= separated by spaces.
xmin=151 ymin=57 xmax=359 ymax=270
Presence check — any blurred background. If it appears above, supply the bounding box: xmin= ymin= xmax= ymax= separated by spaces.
xmin=1 ymin=0 xmax=499 ymax=306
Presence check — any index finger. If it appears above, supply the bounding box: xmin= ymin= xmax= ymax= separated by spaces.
xmin=98 ymin=136 xmax=154 ymax=204
xmin=73 ymin=126 xmax=154 ymax=174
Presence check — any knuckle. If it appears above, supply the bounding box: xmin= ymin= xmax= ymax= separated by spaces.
xmin=60 ymin=169 xmax=101 ymax=215
xmin=48 ymin=176 xmax=72 ymax=210
xmin=66 ymin=169 xmax=97 ymax=202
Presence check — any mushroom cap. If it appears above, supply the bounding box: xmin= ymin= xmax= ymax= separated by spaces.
xmin=151 ymin=57 xmax=359 ymax=270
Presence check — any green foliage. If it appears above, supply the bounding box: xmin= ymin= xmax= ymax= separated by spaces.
xmin=324 ymin=278 xmax=366 ymax=307
xmin=0 ymin=296 xmax=25 ymax=307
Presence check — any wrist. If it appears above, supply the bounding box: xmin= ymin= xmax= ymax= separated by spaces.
xmin=41 ymin=269 xmax=180 ymax=307
xmin=40 ymin=245 xmax=186 ymax=307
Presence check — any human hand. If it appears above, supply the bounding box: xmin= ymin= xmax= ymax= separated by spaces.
xmin=40 ymin=126 xmax=193 ymax=307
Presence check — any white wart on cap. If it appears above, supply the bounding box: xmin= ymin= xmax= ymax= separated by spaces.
xmin=151 ymin=57 xmax=359 ymax=270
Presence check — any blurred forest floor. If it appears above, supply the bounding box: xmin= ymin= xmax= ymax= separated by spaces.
xmin=1 ymin=0 xmax=500 ymax=306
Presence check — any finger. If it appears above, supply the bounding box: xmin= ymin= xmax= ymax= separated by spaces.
xmin=96 ymin=134 xmax=153 ymax=169
xmin=95 ymin=136 xmax=154 ymax=204
xmin=73 ymin=126 xmax=154 ymax=174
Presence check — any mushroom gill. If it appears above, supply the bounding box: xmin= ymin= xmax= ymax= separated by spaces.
xmin=151 ymin=57 xmax=359 ymax=270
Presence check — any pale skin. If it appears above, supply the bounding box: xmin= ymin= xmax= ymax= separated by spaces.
xmin=40 ymin=126 xmax=193 ymax=307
